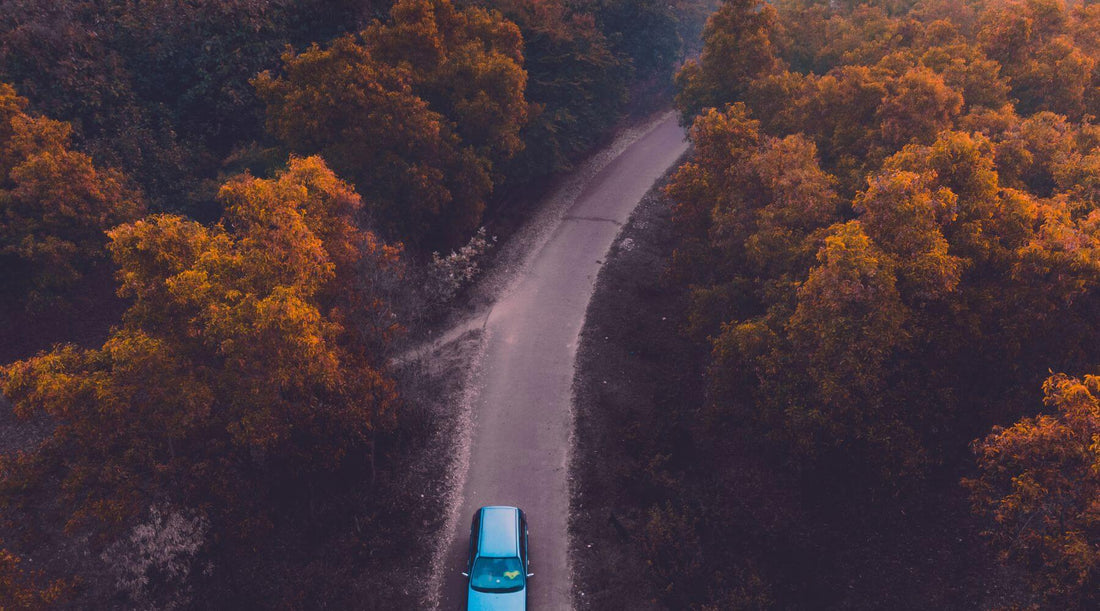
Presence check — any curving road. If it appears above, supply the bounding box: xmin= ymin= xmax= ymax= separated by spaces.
xmin=432 ymin=112 xmax=688 ymax=610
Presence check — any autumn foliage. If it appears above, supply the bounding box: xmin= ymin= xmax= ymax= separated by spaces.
xmin=0 ymin=548 xmax=67 ymax=610
xmin=255 ymin=0 xmax=527 ymax=248
xmin=966 ymin=374 xmax=1100 ymax=607
xmin=668 ymin=0 xmax=1100 ymax=603
xmin=0 ymin=83 xmax=143 ymax=306
xmin=0 ymin=0 xmax=706 ymax=604
xmin=0 ymin=0 xmax=693 ymax=222
xmin=0 ymin=157 xmax=401 ymax=537
xmin=0 ymin=0 xmax=376 ymax=207
xmin=492 ymin=0 xmax=631 ymax=178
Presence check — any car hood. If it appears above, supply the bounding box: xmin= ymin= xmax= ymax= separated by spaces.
xmin=467 ymin=588 xmax=526 ymax=611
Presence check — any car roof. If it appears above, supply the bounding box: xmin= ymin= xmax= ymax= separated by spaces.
xmin=478 ymin=506 xmax=520 ymax=557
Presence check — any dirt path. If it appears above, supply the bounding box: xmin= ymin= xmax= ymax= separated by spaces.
xmin=429 ymin=112 xmax=688 ymax=610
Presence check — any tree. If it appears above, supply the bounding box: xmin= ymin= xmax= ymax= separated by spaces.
xmin=0 ymin=82 xmax=144 ymax=306
xmin=799 ymin=65 xmax=891 ymax=192
xmin=364 ymin=0 xmax=529 ymax=165
xmin=966 ymin=373 xmax=1100 ymax=607
xmin=742 ymin=134 xmax=840 ymax=279
xmin=0 ymin=157 xmax=401 ymax=536
xmin=785 ymin=221 xmax=919 ymax=473
xmin=995 ymin=111 xmax=1083 ymax=196
xmin=881 ymin=130 xmax=1017 ymax=267
xmin=667 ymin=103 xmax=840 ymax=339
xmin=0 ymin=0 xmax=378 ymax=207
xmin=853 ymin=169 xmax=962 ymax=301
xmin=591 ymin=0 xmax=684 ymax=82
xmin=675 ymin=0 xmax=781 ymax=120
xmin=256 ymin=0 xmax=532 ymax=248
xmin=0 ymin=547 xmax=67 ymax=610
xmin=978 ymin=0 xmax=1096 ymax=119
xmin=254 ymin=35 xmax=488 ymax=247
xmin=494 ymin=0 xmax=630 ymax=179
xmin=663 ymin=0 xmax=1100 ymax=603
xmin=919 ymin=38 xmax=1012 ymax=112
xmin=665 ymin=103 xmax=763 ymax=337
xmin=876 ymin=66 xmax=963 ymax=148
xmin=706 ymin=221 xmax=922 ymax=478
xmin=813 ymin=3 xmax=916 ymax=72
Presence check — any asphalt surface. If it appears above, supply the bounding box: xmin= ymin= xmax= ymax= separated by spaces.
xmin=433 ymin=113 xmax=688 ymax=610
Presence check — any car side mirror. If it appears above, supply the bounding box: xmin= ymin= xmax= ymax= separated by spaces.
xmin=461 ymin=572 xmax=469 ymax=578
xmin=527 ymin=573 xmax=534 ymax=578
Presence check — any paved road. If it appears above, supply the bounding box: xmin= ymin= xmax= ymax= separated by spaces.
xmin=433 ymin=113 xmax=688 ymax=610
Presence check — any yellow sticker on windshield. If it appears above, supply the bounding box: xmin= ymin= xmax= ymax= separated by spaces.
xmin=504 ymin=570 xmax=520 ymax=579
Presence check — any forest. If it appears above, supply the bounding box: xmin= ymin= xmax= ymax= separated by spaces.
xmin=596 ymin=0 xmax=1098 ymax=608
xmin=2 ymin=0 xmax=1098 ymax=608
xmin=0 ymin=0 xmax=705 ymax=607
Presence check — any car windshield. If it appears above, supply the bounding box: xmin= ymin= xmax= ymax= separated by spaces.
xmin=470 ymin=556 xmax=525 ymax=593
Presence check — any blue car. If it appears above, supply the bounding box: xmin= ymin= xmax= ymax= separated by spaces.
xmin=463 ymin=506 xmax=531 ymax=610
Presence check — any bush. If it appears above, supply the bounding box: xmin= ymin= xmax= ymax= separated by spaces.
xmin=427 ymin=227 xmax=496 ymax=304
xmin=102 ymin=506 xmax=210 ymax=611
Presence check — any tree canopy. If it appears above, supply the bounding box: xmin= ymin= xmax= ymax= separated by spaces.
xmin=0 ymin=83 xmax=144 ymax=307
xmin=666 ymin=1 xmax=1100 ymax=603
xmin=1 ymin=157 xmax=401 ymax=538
xmin=0 ymin=0 xmax=711 ymax=605
xmin=966 ymin=373 xmax=1100 ymax=607
xmin=255 ymin=0 xmax=531 ymax=248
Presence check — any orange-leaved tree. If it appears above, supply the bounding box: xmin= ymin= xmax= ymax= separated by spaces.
xmin=708 ymin=220 xmax=920 ymax=477
xmin=965 ymin=373 xmax=1100 ymax=607
xmin=365 ymin=0 xmax=529 ymax=165
xmin=660 ymin=0 xmax=1100 ymax=603
xmin=675 ymin=0 xmax=781 ymax=120
xmin=0 ymin=547 xmax=68 ymax=610
xmin=668 ymin=90 xmax=1100 ymax=481
xmin=255 ymin=0 xmax=529 ymax=248
xmin=254 ymin=36 xmax=483 ymax=248
xmin=978 ymin=0 xmax=1096 ymax=120
xmin=666 ymin=103 xmax=840 ymax=340
xmin=0 ymin=156 xmax=401 ymax=536
xmin=0 ymin=82 xmax=144 ymax=307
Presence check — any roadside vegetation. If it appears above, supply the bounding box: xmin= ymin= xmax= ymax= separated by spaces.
xmin=0 ymin=0 xmax=712 ymax=606
xmin=573 ymin=0 xmax=1099 ymax=608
